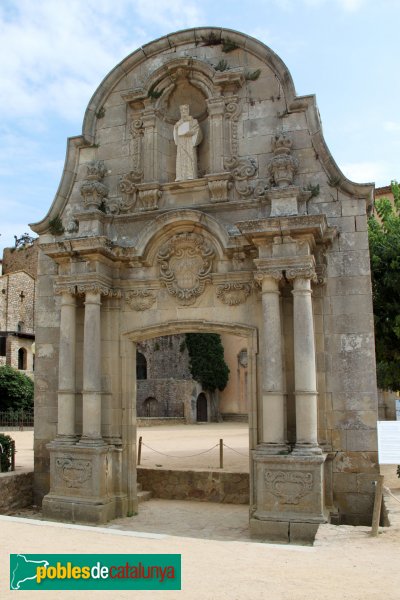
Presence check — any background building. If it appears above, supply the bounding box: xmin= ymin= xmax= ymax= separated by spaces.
xmin=0 ymin=242 xmax=37 ymax=377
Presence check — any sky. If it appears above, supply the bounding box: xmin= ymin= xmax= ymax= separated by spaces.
xmin=0 ymin=0 xmax=399 ymax=251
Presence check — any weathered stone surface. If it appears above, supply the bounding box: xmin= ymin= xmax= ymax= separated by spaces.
xmin=29 ymin=27 xmax=378 ymax=537
xmin=137 ymin=467 xmax=249 ymax=504
xmin=0 ymin=471 xmax=33 ymax=513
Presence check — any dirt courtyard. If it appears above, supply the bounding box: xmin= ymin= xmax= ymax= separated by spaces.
xmin=1 ymin=424 xmax=400 ymax=599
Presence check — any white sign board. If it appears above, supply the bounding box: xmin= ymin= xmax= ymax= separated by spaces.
xmin=377 ymin=421 xmax=400 ymax=464
xmin=396 ymin=399 xmax=400 ymax=421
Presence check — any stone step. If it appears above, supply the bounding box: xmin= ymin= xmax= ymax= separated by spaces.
xmin=138 ymin=490 xmax=152 ymax=503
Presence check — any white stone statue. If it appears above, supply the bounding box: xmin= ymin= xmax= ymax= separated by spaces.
xmin=173 ymin=104 xmax=202 ymax=181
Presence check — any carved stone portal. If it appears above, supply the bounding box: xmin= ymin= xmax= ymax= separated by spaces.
xmin=157 ymin=233 xmax=214 ymax=305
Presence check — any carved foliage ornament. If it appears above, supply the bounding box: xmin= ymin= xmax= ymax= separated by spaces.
xmin=157 ymin=233 xmax=214 ymax=305
xmin=56 ymin=457 xmax=92 ymax=488
xmin=225 ymin=156 xmax=258 ymax=198
xmin=254 ymin=269 xmax=283 ymax=285
xmin=264 ymin=470 xmax=313 ymax=505
xmin=76 ymin=284 xmax=122 ymax=298
xmin=285 ymin=266 xmax=317 ymax=282
xmin=125 ymin=289 xmax=156 ymax=311
xmin=216 ymin=282 xmax=252 ymax=306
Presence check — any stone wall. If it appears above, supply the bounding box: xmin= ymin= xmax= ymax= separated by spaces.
xmin=137 ymin=467 xmax=249 ymax=504
xmin=0 ymin=269 xmax=35 ymax=374
xmin=2 ymin=242 xmax=38 ymax=278
xmin=137 ymin=335 xmax=191 ymax=379
xmin=378 ymin=389 xmax=398 ymax=420
xmin=0 ymin=271 xmax=35 ymax=334
xmin=0 ymin=471 xmax=33 ymax=513
xmin=137 ymin=378 xmax=195 ymax=418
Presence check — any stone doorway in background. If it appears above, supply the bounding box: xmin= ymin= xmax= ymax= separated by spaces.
xmin=196 ymin=393 xmax=208 ymax=422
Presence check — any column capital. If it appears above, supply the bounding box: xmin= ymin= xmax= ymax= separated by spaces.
xmin=255 ymin=270 xmax=283 ymax=296
xmin=54 ymin=284 xmax=77 ymax=297
xmin=76 ymin=283 xmax=121 ymax=298
xmin=286 ymin=264 xmax=317 ymax=283
xmin=206 ymin=97 xmax=226 ymax=116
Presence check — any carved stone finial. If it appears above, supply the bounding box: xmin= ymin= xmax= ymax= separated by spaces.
xmin=80 ymin=160 xmax=108 ymax=210
xmin=268 ymin=132 xmax=298 ymax=188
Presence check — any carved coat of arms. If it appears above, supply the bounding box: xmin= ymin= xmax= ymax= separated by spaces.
xmin=157 ymin=233 xmax=214 ymax=305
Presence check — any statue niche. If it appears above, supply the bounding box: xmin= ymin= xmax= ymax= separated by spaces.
xmin=174 ymin=105 xmax=203 ymax=181
xmin=156 ymin=76 xmax=208 ymax=183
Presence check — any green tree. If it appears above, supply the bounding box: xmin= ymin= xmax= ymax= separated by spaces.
xmin=185 ymin=333 xmax=230 ymax=394
xmin=368 ymin=180 xmax=400 ymax=390
xmin=0 ymin=365 xmax=34 ymax=412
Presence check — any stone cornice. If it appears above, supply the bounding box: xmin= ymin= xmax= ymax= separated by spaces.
xmin=54 ymin=275 xmax=120 ymax=297
xmin=236 ymin=214 xmax=335 ymax=244
xmin=39 ymin=236 xmax=123 ymax=263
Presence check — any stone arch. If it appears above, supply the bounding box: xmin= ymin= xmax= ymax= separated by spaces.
xmin=142 ymin=396 xmax=159 ymax=418
xmin=137 ymin=209 xmax=231 ymax=265
xmin=136 ymin=351 xmax=147 ymax=380
xmin=196 ymin=392 xmax=208 ymax=422
xmin=18 ymin=347 xmax=27 ymax=370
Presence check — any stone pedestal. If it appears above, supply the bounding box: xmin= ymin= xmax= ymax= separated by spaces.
xmin=250 ymin=451 xmax=327 ymax=543
xmin=42 ymin=443 xmax=126 ymax=524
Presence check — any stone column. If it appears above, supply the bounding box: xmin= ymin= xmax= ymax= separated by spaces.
xmin=79 ymin=289 xmax=104 ymax=446
xmin=256 ymin=270 xmax=288 ymax=452
xmin=142 ymin=108 xmax=157 ymax=182
xmin=56 ymin=289 xmax=77 ymax=443
xmin=206 ymin=98 xmax=225 ymax=173
xmin=290 ymin=274 xmax=321 ymax=454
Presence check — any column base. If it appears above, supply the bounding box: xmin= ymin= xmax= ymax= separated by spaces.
xmin=42 ymin=495 xmax=120 ymax=525
xmin=249 ymin=517 xmax=323 ymax=544
xmin=52 ymin=435 xmax=80 ymax=446
xmin=77 ymin=436 xmax=107 ymax=448
xmin=257 ymin=442 xmax=290 ymax=455
xmin=292 ymin=443 xmax=323 ymax=456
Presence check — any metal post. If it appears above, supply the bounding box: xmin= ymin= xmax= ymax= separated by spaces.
xmin=219 ymin=438 xmax=223 ymax=469
xmin=371 ymin=475 xmax=384 ymax=536
xmin=137 ymin=436 xmax=142 ymax=466
xmin=11 ymin=440 xmax=15 ymax=472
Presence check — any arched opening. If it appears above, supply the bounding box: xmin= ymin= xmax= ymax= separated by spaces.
xmin=136 ymin=351 xmax=147 ymax=380
xmin=143 ymin=397 xmax=159 ymax=418
xmin=18 ymin=347 xmax=27 ymax=370
xmin=196 ymin=392 xmax=208 ymax=422
xmin=17 ymin=321 xmax=24 ymax=333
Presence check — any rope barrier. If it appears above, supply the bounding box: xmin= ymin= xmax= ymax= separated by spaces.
xmin=222 ymin=443 xmax=248 ymax=457
xmin=384 ymin=486 xmax=400 ymax=505
xmin=141 ymin=441 xmax=219 ymax=459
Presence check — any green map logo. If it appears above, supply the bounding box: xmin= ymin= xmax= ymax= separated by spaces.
xmin=10 ymin=554 xmax=181 ymax=590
